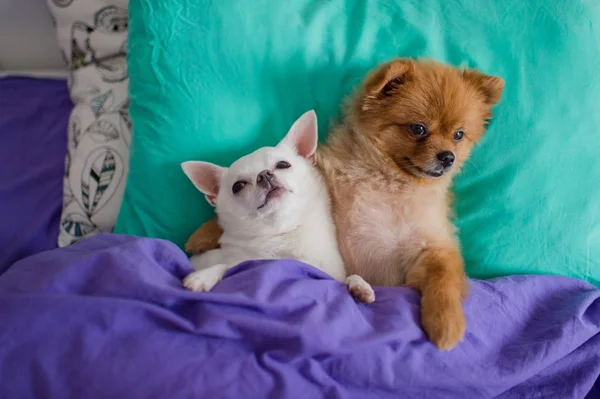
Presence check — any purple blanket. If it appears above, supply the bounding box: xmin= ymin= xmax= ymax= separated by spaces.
xmin=0 ymin=234 xmax=599 ymax=398
xmin=0 ymin=77 xmax=72 ymax=273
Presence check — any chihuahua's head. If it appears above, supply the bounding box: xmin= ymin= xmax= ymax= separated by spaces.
xmin=352 ymin=58 xmax=504 ymax=181
xmin=182 ymin=110 xmax=320 ymax=234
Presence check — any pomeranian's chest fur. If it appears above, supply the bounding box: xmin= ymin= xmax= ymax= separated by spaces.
xmin=319 ymin=128 xmax=456 ymax=286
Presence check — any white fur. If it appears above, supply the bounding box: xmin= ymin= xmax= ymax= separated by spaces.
xmin=181 ymin=111 xmax=374 ymax=302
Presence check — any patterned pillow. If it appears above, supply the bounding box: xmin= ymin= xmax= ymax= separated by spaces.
xmin=47 ymin=0 xmax=130 ymax=246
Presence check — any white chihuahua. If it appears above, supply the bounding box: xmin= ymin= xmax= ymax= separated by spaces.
xmin=181 ymin=111 xmax=375 ymax=303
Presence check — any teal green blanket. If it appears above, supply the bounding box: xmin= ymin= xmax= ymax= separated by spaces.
xmin=116 ymin=0 xmax=600 ymax=286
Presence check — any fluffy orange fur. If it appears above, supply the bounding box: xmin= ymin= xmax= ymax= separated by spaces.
xmin=185 ymin=217 xmax=222 ymax=254
xmin=186 ymin=58 xmax=504 ymax=350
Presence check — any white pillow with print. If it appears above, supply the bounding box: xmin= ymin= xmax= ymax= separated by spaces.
xmin=47 ymin=0 xmax=130 ymax=246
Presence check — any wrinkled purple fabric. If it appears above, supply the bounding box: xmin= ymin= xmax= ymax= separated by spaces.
xmin=0 ymin=234 xmax=598 ymax=398
xmin=0 ymin=77 xmax=72 ymax=274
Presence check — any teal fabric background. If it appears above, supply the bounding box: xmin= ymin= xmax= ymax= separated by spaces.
xmin=116 ymin=0 xmax=600 ymax=286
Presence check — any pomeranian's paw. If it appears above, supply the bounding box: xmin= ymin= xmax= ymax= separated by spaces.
xmin=346 ymin=274 xmax=375 ymax=303
xmin=184 ymin=218 xmax=223 ymax=254
xmin=421 ymin=297 xmax=466 ymax=351
xmin=183 ymin=264 xmax=228 ymax=292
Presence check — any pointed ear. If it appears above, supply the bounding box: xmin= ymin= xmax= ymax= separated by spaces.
xmin=181 ymin=161 xmax=224 ymax=207
xmin=362 ymin=58 xmax=415 ymax=110
xmin=278 ymin=110 xmax=318 ymax=165
xmin=463 ymin=70 xmax=505 ymax=106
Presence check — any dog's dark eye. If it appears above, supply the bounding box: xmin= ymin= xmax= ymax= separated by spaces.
xmin=409 ymin=124 xmax=428 ymax=137
xmin=453 ymin=129 xmax=464 ymax=142
xmin=276 ymin=161 xmax=291 ymax=169
xmin=232 ymin=181 xmax=246 ymax=194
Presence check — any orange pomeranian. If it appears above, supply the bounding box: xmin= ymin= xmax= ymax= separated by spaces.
xmin=186 ymin=58 xmax=504 ymax=350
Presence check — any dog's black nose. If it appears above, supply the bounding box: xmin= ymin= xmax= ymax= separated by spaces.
xmin=437 ymin=151 xmax=455 ymax=168
xmin=257 ymin=170 xmax=274 ymax=188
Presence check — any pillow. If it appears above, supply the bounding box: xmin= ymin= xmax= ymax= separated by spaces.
xmin=47 ymin=0 xmax=131 ymax=246
xmin=0 ymin=77 xmax=72 ymax=274
xmin=116 ymin=0 xmax=600 ymax=286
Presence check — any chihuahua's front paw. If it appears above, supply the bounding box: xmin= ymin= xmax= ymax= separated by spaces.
xmin=183 ymin=264 xmax=228 ymax=292
xmin=346 ymin=274 xmax=375 ymax=303
xmin=421 ymin=296 xmax=465 ymax=351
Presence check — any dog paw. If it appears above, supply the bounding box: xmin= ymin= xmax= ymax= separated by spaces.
xmin=346 ymin=274 xmax=375 ymax=304
xmin=183 ymin=265 xmax=227 ymax=292
xmin=184 ymin=219 xmax=222 ymax=254
xmin=421 ymin=298 xmax=465 ymax=351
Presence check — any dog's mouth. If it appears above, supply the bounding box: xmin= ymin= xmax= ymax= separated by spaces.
xmin=257 ymin=186 xmax=286 ymax=210
xmin=403 ymin=157 xmax=445 ymax=178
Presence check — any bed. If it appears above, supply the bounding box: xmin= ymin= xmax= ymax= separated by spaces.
xmin=1 ymin=74 xmax=599 ymax=399
xmin=1 ymin=1 xmax=599 ymax=398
